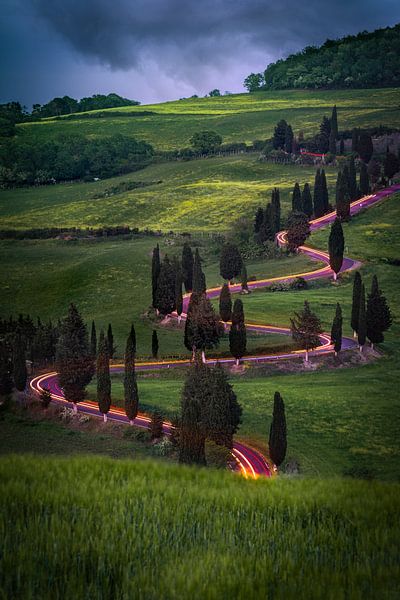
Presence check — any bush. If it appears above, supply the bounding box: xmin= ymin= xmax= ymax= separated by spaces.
xmin=205 ymin=441 xmax=232 ymax=469
xmin=289 ymin=277 xmax=308 ymax=290
xmin=153 ymin=437 xmax=173 ymax=456
xmin=58 ymin=406 xmax=76 ymax=422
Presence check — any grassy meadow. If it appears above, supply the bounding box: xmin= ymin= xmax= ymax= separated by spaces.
xmin=0 ymin=455 xmax=399 ymax=599
xmin=17 ymin=88 xmax=400 ymax=150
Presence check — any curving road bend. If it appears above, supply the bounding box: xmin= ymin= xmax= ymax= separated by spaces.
xmin=30 ymin=184 xmax=400 ymax=478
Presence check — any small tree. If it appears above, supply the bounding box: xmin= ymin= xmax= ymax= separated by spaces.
xmin=220 ymin=243 xmax=242 ymax=282
xmin=185 ymin=294 xmax=220 ymax=363
xmin=366 ymin=276 xmax=392 ymax=349
xmin=330 ymin=303 xmax=342 ymax=356
xmin=358 ymin=284 xmax=366 ymax=352
xmin=97 ymin=331 xmax=111 ymax=422
xmin=190 ymin=131 xmax=222 ymax=154
xmin=181 ymin=242 xmax=194 ymax=293
xmin=292 ymin=182 xmax=302 ymax=212
xmin=229 ymin=299 xmax=247 ymax=366
xmin=286 ymin=211 xmax=310 ymax=253
xmin=351 ymin=272 xmax=362 ymax=337
xmin=156 ymin=255 xmax=176 ymax=316
xmin=12 ymin=334 xmax=27 ymax=392
xmin=254 ymin=207 xmax=264 ymax=233
xmin=301 ymin=183 xmax=313 ymax=218
xmin=152 ymin=330 xmax=159 ymax=359
xmin=219 ymin=283 xmax=232 ymax=326
xmin=150 ymin=411 xmax=164 ymax=440
xmin=268 ymin=392 xmax=287 ymax=468
xmin=328 ymin=218 xmax=345 ymax=281
xmin=240 ymin=262 xmax=249 ymax=292
xmin=290 ymin=301 xmax=322 ymax=362
xmin=124 ymin=325 xmax=139 ymax=425
xmin=284 ymin=124 xmax=293 ymax=153
xmin=273 ymin=119 xmax=288 ymax=150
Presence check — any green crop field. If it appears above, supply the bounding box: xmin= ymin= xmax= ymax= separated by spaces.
xmin=17 ymin=88 xmax=400 ymax=150
xmin=0 ymin=157 xmax=338 ymax=231
xmin=0 ymin=455 xmax=399 ymax=598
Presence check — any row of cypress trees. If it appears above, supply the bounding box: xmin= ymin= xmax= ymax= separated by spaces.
xmin=291 ymin=170 xmax=330 ymax=219
xmin=336 ymin=156 xmax=370 ymax=220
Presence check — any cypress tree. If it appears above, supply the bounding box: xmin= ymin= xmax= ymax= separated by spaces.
xmin=272 ymin=119 xmax=288 ymax=150
xmin=151 ymin=244 xmax=161 ymax=309
xmin=351 ymin=272 xmax=362 ymax=337
xmin=181 ymin=242 xmax=194 ymax=293
xmin=12 ymin=333 xmax=27 ymax=392
xmin=286 ymin=211 xmax=310 ymax=253
xmin=313 ymin=169 xmax=323 ymax=218
xmin=348 ymin=155 xmax=358 ymax=200
xmin=240 ymin=262 xmax=249 ymax=292
xmin=328 ymin=218 xmax=345 ymax=281
xmin=185 ymin=294 xmax=220 ymax=363
xmin=254 ymin=207 xmax=264 ymax=234
xmin=358 ymin=132 xmax=373 ymax=163
xmin=107 ymin=323 xmax=115 ymax=359
xmin=339 ymin=136 xmax=344 ymax=155
xmin=331 ymin=303 xmax=343 ymax=356
xmin=366 ymin=276 xmax=392 ymax=349
xmin=90 ymin=320 xmax=97 ymax=358
xmin=156 ymin=255 xmax=176 ymax=315
xmin=367 ymin=158 xmax=381 ymax=186
xmin=290 ymin=301 xmax=322 ymax=362
xmin=152 ymin=330 xmax=159 ymax=359
xmin=229 ymin=299 xmax=247 ymax=366
xmin=320 ymin=169 xmax=329 ymax=213
xmin=359 ymin=161 xmax=370 ymax=196
xmin=336 ymin=170 xmax=350 ymax=220
xmin=292 ymin=182 xmax=302 ymax=212
xmin=179 ymin=360 xmax=207 ymax=465
xmin=351 ymin=128 xmax=359 ymax=153
xmin=284 ymin=124 xmax=294 ymax=153
xmin=219 ymin=283 xmax=232 ymax=324
xmin=268 ymin=392 xmax=287 ymax=468
xmin=124 ymin=325 xmax=139 ymax=425
xmin=192 ymin=248 xmax=206 ymax=293
xmin=97 ymin=331 xmax=111 ymax=422
xmin=0 ymin=341 xmax=13 ymax=399
xmin=175 ymin=261 xmax=183 ymax=324
xmin=257 ymin=204 xmax=274 ymax=244
xmin=301 ymin=183 xmax=313 ymax=218
xmin=220 ymin=243 xmax=243 ymax=282
xmin=358 ymin=284 xmax=366 ymax=352
xmin=331 ymin=105 xmax=338 ymax=140
xmin=329 ymin=128 xmax=336 ymax=155
xmin=55 ymin=304 xmax=94 ymax=411
xmin=150 ymin=411 xmax=164 ymax=440
xmin=271 ymin=188 xmax=281 ymax=233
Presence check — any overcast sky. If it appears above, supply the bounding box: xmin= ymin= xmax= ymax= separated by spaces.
xmin=1 ymin=0 xmax=399 ymax=108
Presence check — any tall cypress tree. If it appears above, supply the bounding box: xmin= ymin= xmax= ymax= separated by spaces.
xmin=181 ymin=242 xmax=194 ymax=293
xmin=12 ymin=333 xmax=27 ymax=392
xmin=56 ymin=304 xmax=94 ymax=411
xmin=268 ymin=392 xmax=287 ymax=468
xmin=366 ymin=276 xmax=392 ymax=349
xmin=313 ymin=169 xmax=324 ymax=218
xmin=331 ymin=303 xmax=342 ymax=356
xmin=107 ymin=323 xmax=115 ymax=359
xmin=220 ymin=244 xmax=243 ymax=282
xmin=257 ymin=204 xmax=274 ymax=244
xmin=219 ymin=283 xmax=232 ymax=325
xmin=90 ymin=320 xmax=97 ymax=358
xmin=124 ymin=325 xmax=139 ymax=425
xmin=351 ymin=272 xmax=362 ymax=337
xmin=254 ymin=207 xmax=264 ymax=234
xmin=152 ymin=330 xmax=159 ymax=359
xmin=179 ymin=360 xmax=207 ymax=465
xmin=290 ymin=301 xmax=322 ymax=362
xmin=301 ymin=183 xmax=313 ymax=218
xmin=331 ymin=105 xmax=338 ymax=140
xmin=151 ymin=244 xmax=161 ymax=309
xmin=156 ymin=255 xmax=176 ymax=316
xmin=271 ymin=187 xmax=281 ymax=233
xmin=348 ymin=155 xmax=358 ymax=200
xmin=328 ymin=218 xmax=345 ymax=281
xmin=192 ymin=248 xmax=206 ymax=293
xmin=97 ymin=330 xmax=111 ymax=422
xmin=229 ymin=299 xmax=247 ymax=366
xmin=358 ymin=284 xmax=366 ymax=352
xmin=336 ymin=170 xmax=350 ymax=220
xmin=320 ymin=169 xmax=329 ymax=214
xmin=284 ymin=124 xmax=294 ymax=153
xmin=359 ymin=161 xmax=370 ymax=196
xmin=292 ymin=182 xmax=302 ymax=212
xmin=272 ymin=119 xmax=288 ymax=149
xmin=175 ymin=261 xmax=183 ymax=324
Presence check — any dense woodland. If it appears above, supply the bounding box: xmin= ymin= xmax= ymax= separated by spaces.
xmin=244 ymin=24 xmax=400 ymax=91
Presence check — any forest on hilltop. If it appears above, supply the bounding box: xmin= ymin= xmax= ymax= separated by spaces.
xmin=245 ymin=24 xmax=400 ymax=91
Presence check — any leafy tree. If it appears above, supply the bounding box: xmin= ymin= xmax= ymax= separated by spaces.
xmin=152 ymin=330 xmax=159 ymax=359
xmin=192 ymin=248 xmax=206 ymax=293
xmin=97 ymin=331 xmax=111 ymax=422
xmin=359 ymin=161 xmax=370 ymax=195
xmin=107 ymin=323 xmax=115 ymax=359
xmin=12 ymin=334 xmax=27 ymax=392
xmin=286 ymin=211 xmax=310 ymax=252
xmin=244 ymin=73 xmax=264 ymax=91
xmin=190 ymin=131 xmax=222 ymax=154
xmin=254 ymin=207 xmax=264 ymax=233
xmin=331 ymin=105 xmax=338 ymax=140
xmin=181 ymin=242 xmax=194 ymax=292
xmin=209 ymin=89 xmax=221 ymax=97
xmin=268 ymin=392 xmax=287 ymax=468
xmin=55 ymin=304 xmax=94 ymax=411
xmin=151 ymin=244 xmax=161 ymax=309
xmin=290 ymin=301 xmax=322 ymax=362
xmin=384 ymin=151 xmax=399 ymax=182
xmin=273 ymin=119 xmax=288 ymax=150
xmin=358 ymin=284 xmax=367 ymax=351
xmin=292 ymin=182 xmax=302 ymax=212
xmin=328 ymin=218 xmax=345 ymax=280
xmin=150 ymin=411 xmax=164 ymax=440
xmin=124 ymin=325 xmax=139 ymax=424
xmin=351 ymin=272 xmax=362 ymax=336
xmin=90 ymin=320 xmax=97 ymax=357
xmin=184 ymin=293 xmax=220 ymax=362
xmin=366 ymin=275 xmax=392 ymax=348
xmin=229 ymin=299 xmax=247 ymax=366
xmin=284 ymin=125 xmax=294 ymax=153
xmin=220 ymin=244 xmax=242 ymax=281
xmin=156 ymin=255 xmax=176 ymax=316
xmin=301 ymin=183 xmax=313 ymax=218
xmin=331 ymin=303 xmax=343 ymax=356
xmin=219 ymin=283 xmax=232 ymax=324
xmin=358 ymin=132 xmax=373 ymax=163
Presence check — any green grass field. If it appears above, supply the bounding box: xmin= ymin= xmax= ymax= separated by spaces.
xmin=18 ymin=88 xmax=400 ymax=150
xmin=0 ymin=455 xmax=399 ymax=598
xmin=0 ymin=157 xmax=338 ymax=231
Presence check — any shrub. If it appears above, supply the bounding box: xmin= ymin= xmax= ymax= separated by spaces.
xmin=153 ymin=437 xmax=173 ymax=456
xmin=205 ymin=441 xmax=232 ymax=469
xmin=289 ymin=277 xmax=308 ymax=290
xmin=59 ymin=407 xmax=76 ymax=422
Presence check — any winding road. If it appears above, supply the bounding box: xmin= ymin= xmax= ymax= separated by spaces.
xmin=30 ymin=184 xmax=400 ymax=478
